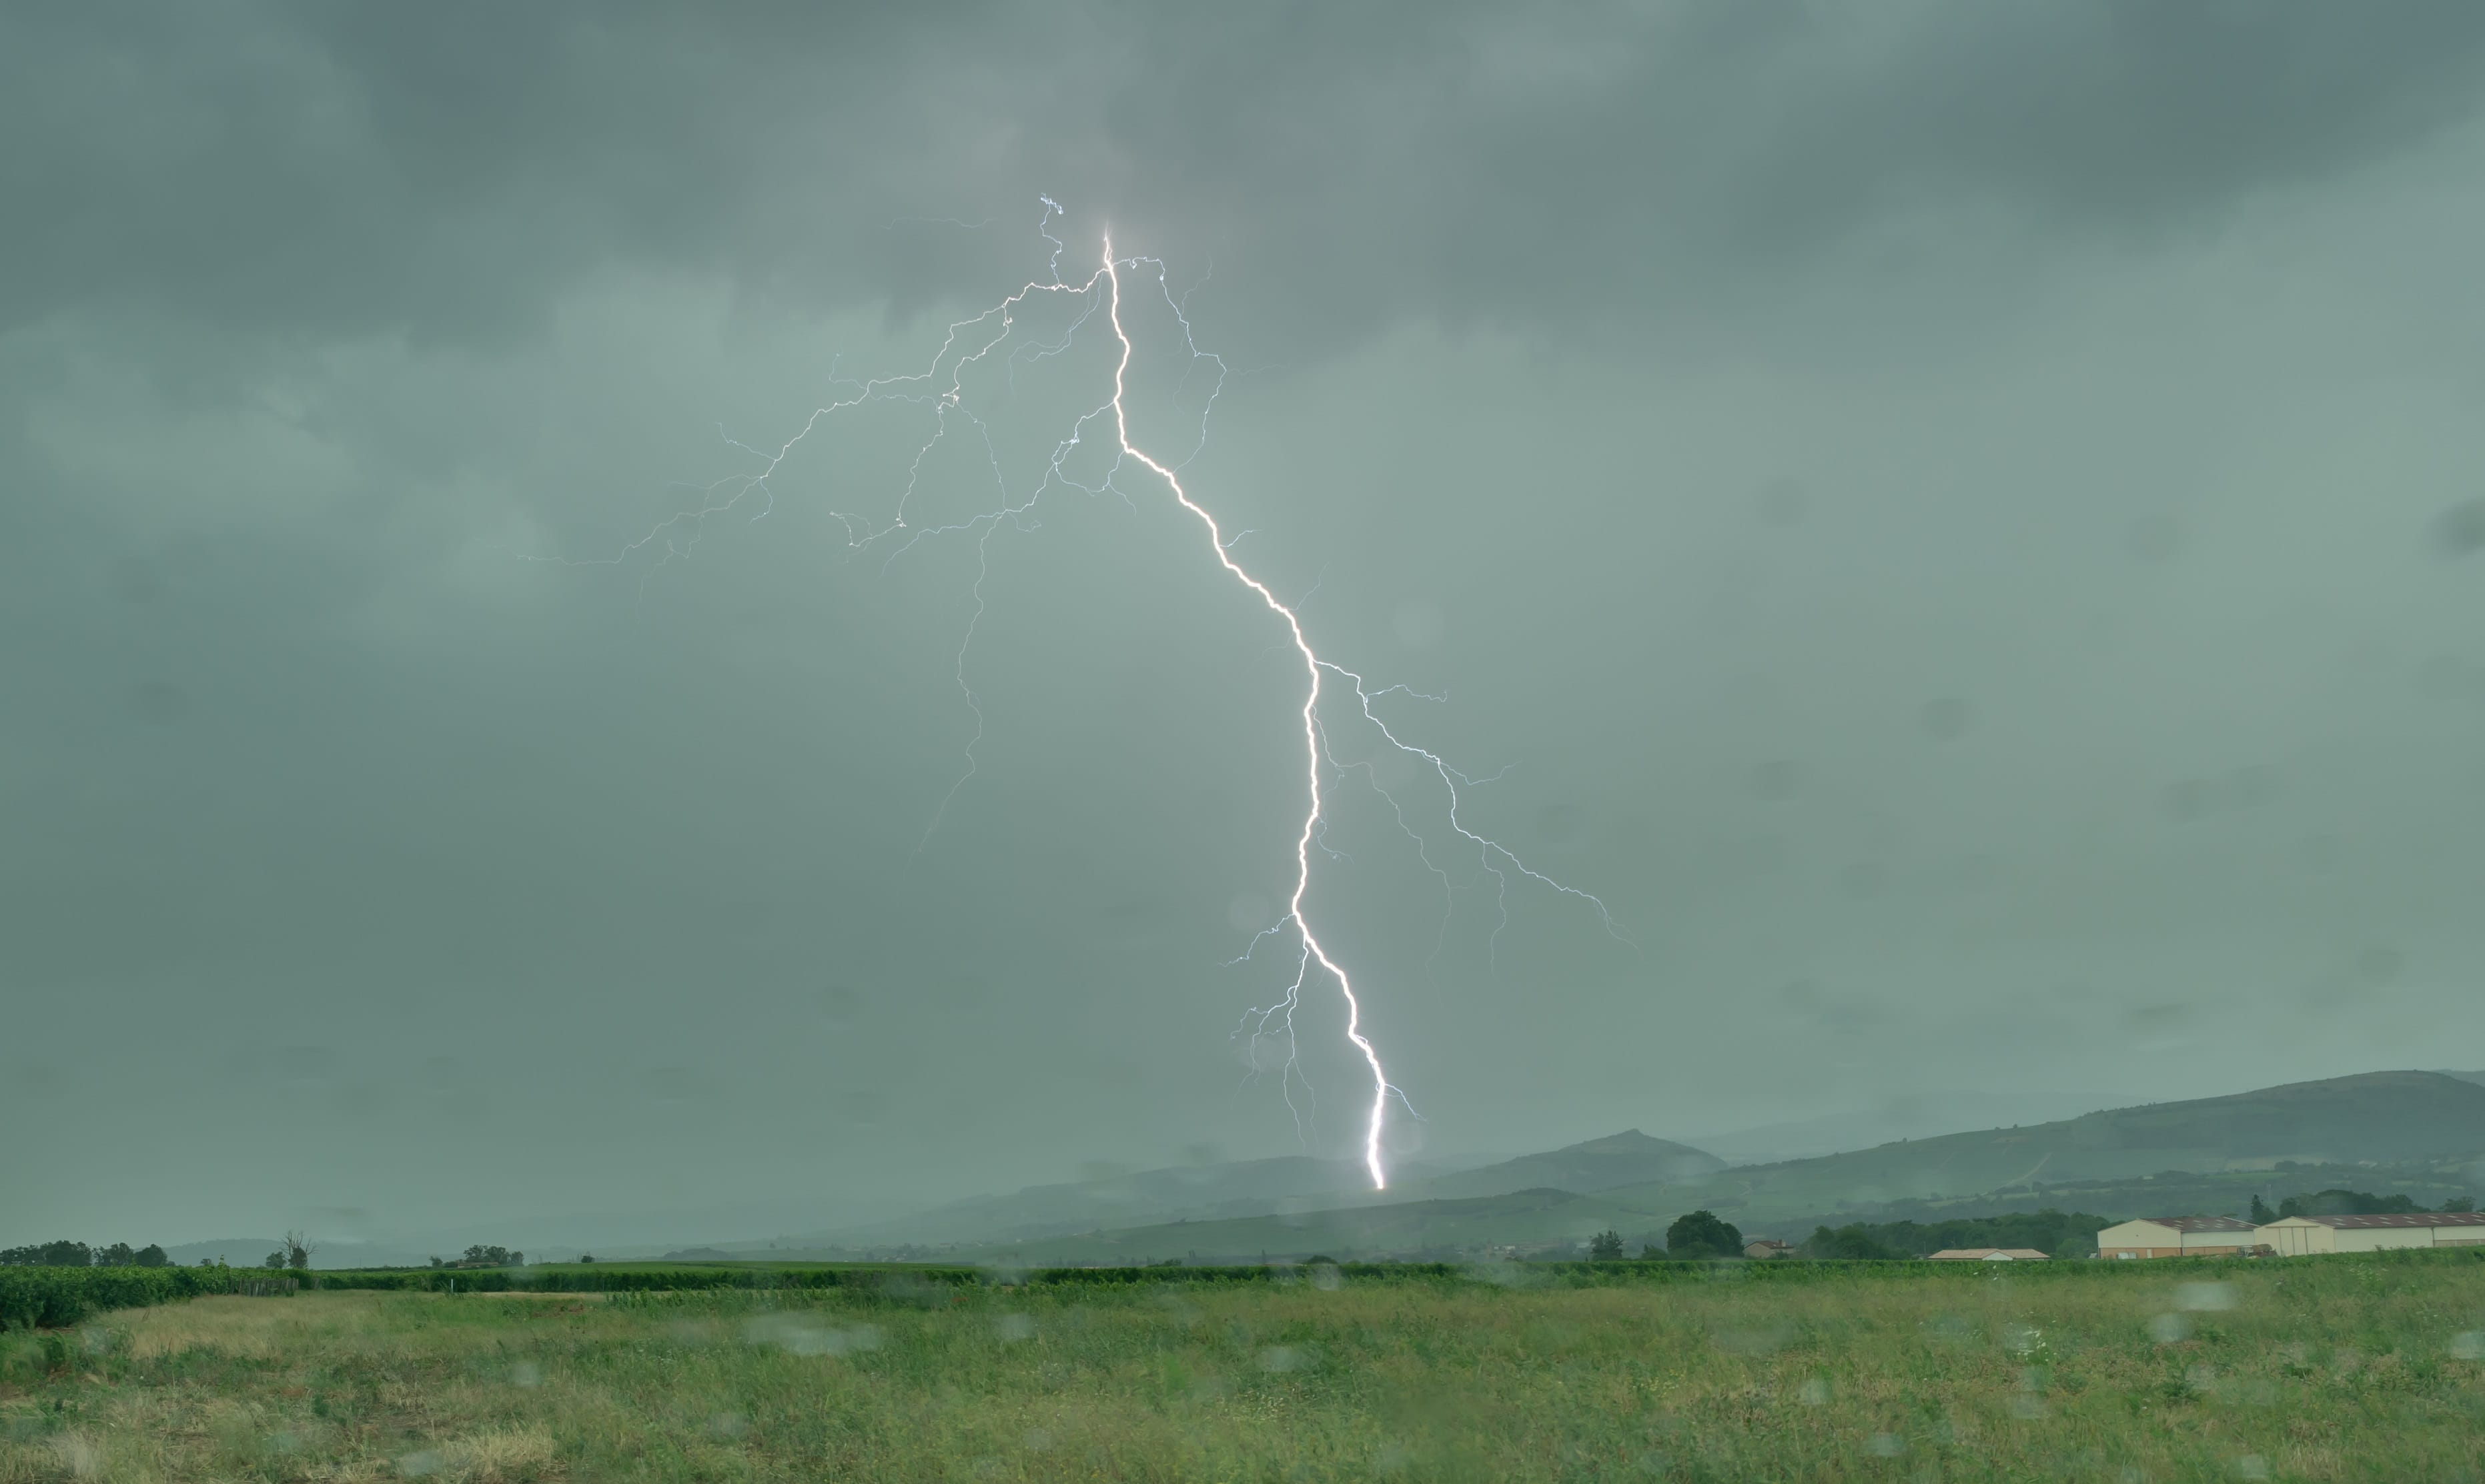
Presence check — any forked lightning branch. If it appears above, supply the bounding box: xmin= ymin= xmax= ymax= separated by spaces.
xmin=552 ymin=202 xmax=1625 ymax=1188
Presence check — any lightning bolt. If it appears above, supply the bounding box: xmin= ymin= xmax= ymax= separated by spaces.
xmin=542 ymin=201 xmax=1628 ymax=1191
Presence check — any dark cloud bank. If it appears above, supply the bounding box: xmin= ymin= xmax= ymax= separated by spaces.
xmin=7 ymin=2 xmax=2485 ymax=1245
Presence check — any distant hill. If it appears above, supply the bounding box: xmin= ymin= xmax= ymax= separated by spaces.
xmin=160 ymin=1239 xmax=282 ymax=1269
xmin=1686 ymin=1089 xmax=2129 ymax=1165
xmin=797 ymin=1132 xmax=1726 ymax=1249
xmin=957 ymin=1187 xmax=1654 ymax=1266
xmin=802 ymin=1154 xmax=1464 ymax=1248
xmin=959 ymin=1071 xmax=2485 ymax=1263
xmin=1411 ymin=1131 xmax=1724 ymax=1199
xmin=1585 ymin=1071 xmax=2485 ymax=1229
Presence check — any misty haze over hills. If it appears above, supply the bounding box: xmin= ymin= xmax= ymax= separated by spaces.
xmin=140 ymin=1068 xmax=2485 ymax=1269
xmin=905 ymin=1070 xmax=2485 ymax=1265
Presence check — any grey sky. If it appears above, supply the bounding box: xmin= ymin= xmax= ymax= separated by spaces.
xmin=8 ymin=2 xmax=2485 ymax=1247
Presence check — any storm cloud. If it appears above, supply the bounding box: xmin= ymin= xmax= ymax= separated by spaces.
xmin=8 ymin=1 xmax=2485 ymax=1246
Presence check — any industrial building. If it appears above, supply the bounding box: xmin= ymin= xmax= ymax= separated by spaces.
xmin=2252 ymin=1211 xmax=2485 ymax=1255
xmin=2095 ymin=1216 xmax=2259 ymax=1259
xmin=1926 ymin=1247 xmax=2049 ymax=1261
xmin=2097 ymin=1210 xmax=2485 ymax=1257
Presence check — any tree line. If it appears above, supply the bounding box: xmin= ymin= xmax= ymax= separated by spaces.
xmin=0 ymin=1241 xmax=171 ymax=1268
xmin=1583 ymin=1208 xmax=2121 ymax=1262
xmin=2250 ymin=1189 xmax=2476 ymax=1222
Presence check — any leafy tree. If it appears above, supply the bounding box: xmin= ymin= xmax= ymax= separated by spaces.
xmin=2444 ymin=1197 xmax=2476 ymax=1213
xmin=264 ymin=1251 xmax=288 ymax=1270
xmin=460 ymin=1245 xmax=521 ymax=1267
xmin=2249 ymin=1194 xmax=2276 ymax=1225
xmin=1785 ymin=1209 xmax=2115 ymax=1260
xmin=96 ymin=1243 xmax=136 ymax=1268
xmin=133 ymin=1245 xmax=169 ymax=1268
xmin=578 ymin=1253 xmax=595 ymax=1264
xmin=1665 ymin=1210 xmax=1745 ymax=1259
xmin=2278 ymin=1189 xmax=2426 ymax=1219
xmin=10 ymin=1241 xmax=95 ymax=1267
xmin=1802 ymin=1224 xmax=1905 ymax=1261
xmin=284 ymin=1232 xmax=313 ymax=1271
xmin=1588 ymin=1229 xmax=1626 ymax=1261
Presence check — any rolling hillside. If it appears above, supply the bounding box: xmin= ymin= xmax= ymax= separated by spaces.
xmin=1412 ymin=1131 xmax=1724 ymax=1199
xmin=802 ymin=1155 xmax=1424 ymax=1247
xmin=1588 ymin=1071 xmax=2485 ymax=1230
xmin=958 ymin=1072 xmax=2485 ymax=1263
xmin=797 ymin=1131 xmax=1726 ymax=1249
xmin=956 ymin=1186 xmax=1654 ymax=1266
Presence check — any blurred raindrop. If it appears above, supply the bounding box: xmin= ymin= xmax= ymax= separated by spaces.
xmin=398 ymin=1451 xmax=446 ymax=1477
xmin=2430 ymin=498 xmax=2485 ymax=558
xmin=2161 ymin=779 xmax=2213 ymax=822
xmin=131 ymin=680 xmax=190 ymax=724
xmin=276 ymin=1045 xmax=336 ymax=1087
xmin=1748 ymin=759 xmax=1803 ymax=802
xmin=2149 ymin=1313 xmax=2193 ymax=1343
xmin=1392 ymin=600 xmax=1444 ymax=648
xmin=1840 ymin=862 xmax=1889 ymax=901
xmin=1258 ymin=1345 xmax=1309 ymax=1372
xmin=993 ymin=1313 xmax=1035 ymax=1343
xmin=2448 ymin=1331 xmax=2484 ymax=1361
xmin=742 ymin=1314 xmax=882 ymax=1356
xmin=2419 ymin=655 xmax=2485 ymax=702
xmin=1865 ymin=1433 xmax=1905 ymax=1457
xmin=1714 ymin=1325 xmax=1791 ymax=1355
xmin=1798 ymin=1377 xmax=1831 ymax=1406
xmin=2227 ymin=764 xmax=2279 ymax=809
xmin=1755 ymin=477 xmax=1809 ymax=528
xmin=2176 ymin=1282 xmax=2235 ymax=1312
xmin=2127 ymin=514 xmax=2187 ymax=563
xmin=510 ymin=1361 xmax=542 ymax=1388
xmin=1919 ymin=696 xmax=1972 ymax=740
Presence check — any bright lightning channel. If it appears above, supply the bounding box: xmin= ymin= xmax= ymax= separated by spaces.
xmin=544 ymin=202 xmax=1628 ymax=1191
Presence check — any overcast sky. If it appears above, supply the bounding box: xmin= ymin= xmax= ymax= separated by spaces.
xmin=10 ymin=1 xmax=2485 ymax=1248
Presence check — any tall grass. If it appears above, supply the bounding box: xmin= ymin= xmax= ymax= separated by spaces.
xmin=5 ymin=1254 xmax=2485 ymax=1481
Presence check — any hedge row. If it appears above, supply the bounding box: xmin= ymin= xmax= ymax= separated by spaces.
xmin=0 ymin=1265 xmax=282 ymax=1329
xmin=21 ymin=1245 xmax=2484 ymax=1327
xmin=304 ymin=1263 xmax=1461 ymax=1293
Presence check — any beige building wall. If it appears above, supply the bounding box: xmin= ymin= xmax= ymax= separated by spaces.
xmin=2334 ymin=1225 xmax=2470 ymax=1253
xmin=2097 ymin=1220 xmax=2256 ymax=1259
xmin=2097 ymin=1220 xmax=2177 ymax=1259
xmin=2255 ymin=1219 xmax=2332 ymax=1256
xmin=2253 ymin=1219 xmax=2485 ymax=1254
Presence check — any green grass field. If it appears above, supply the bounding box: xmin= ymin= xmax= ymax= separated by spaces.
xmin=7 ymin=1256 xmax=2485 ymax=1482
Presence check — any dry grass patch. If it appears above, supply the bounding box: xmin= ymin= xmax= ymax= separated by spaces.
xmin=7 ymin=1261 xmax=2485 ymax=1480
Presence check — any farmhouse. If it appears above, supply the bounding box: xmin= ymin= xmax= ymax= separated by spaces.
xmin=1743 ymin=1239 xmax=1795 ymax=1259
xmin=1925 ymin=1248 xmax=2049 ymax=1261
xmin=2095 ymin=1215 xmax=2258 ymax=1259
xmin=2253 ymin=1211 xmax=2485 ymax=1255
